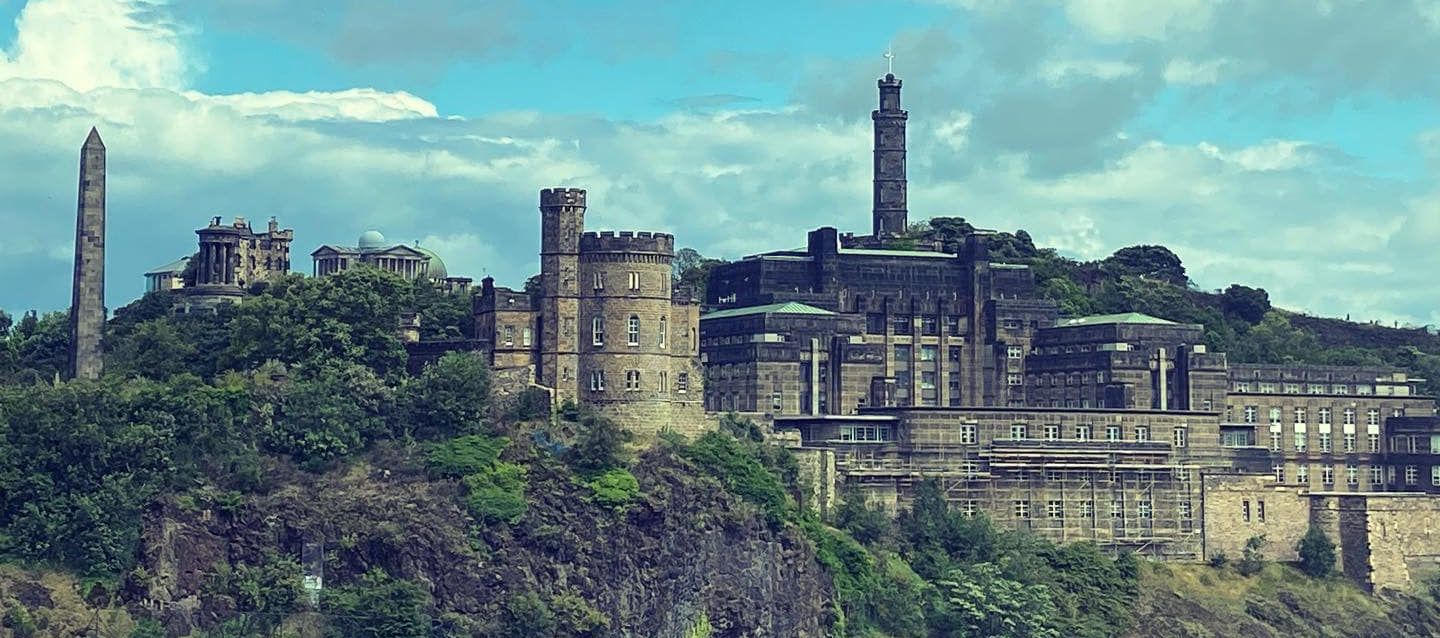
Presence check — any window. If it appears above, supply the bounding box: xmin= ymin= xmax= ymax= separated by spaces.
xmin=1406 ymin=465 xmax=1419 ymax=485
xmin=1321 ymin=466 xmax=1334 ymax=486
xmin=962 ymin=460 xmax=980 ymax=479
xmin=1294 ymin=407 xmax=1307 ymax=424
xmin=1296 ymin=465 xmax=1309 ymax=484
xmin=589 ymin=370 xmax=606 ymax=391
xmin=1236 ymin=382 xmax=1251 ymax=392
xmin=1367 ymin=409 xmax=1380 ymax=427
xmin=1138 ymin=501 xmax=1152 ymax=520
xmin=1344 ymin=432 xmax=1356 ymax=452
xmin=1258 ymin=500 xmax=1266 ymax=522
xmin=1076 ymin=425 xmax=1092 ymax=441
xmin=1047 ymin=500 xmax=1064 ymax=520
xmin=592 ymin=317 xmax=605 ymax=345
xmin=1344 ymin=408 xmax=1356 ymax=425
xmin=658 ymin=316 xmax=667 ymax=348
xmin=920 ymin=345 xmax=938 ymax=361
xmin=1319 ymin=432 xmax=1331 ymax=453
xmin=1259 ymin=383 xmax=1276 ymax=394
xmin=1106 ymin=425 xmax=1121 ymax=442
xmin=1309 ymin=384 xmax=1326 ymax=394
xmin=1044 ymin=425 xmax=1060 ymax=441
xmin=1347 ymin=465 xmax=1359 ymax=485
xmin=1269 ymin=407 xmax=1282 ymax=425
xmin=677 ymin=372 xmax=689 ymax=393
xmin=1335 ymin=384 xmax=1349 ymax=395
xmin=658 ymin=371 xmax=668 ymax=392
xmin=593 ymin=271 xmax=605 ymax=290
xmin=1432 ymin=466 xmax=1440 ymax=487
xmin=1273 ymin=463 xmax=1285 ymax=483
xmin=1013 ymin=500 xmax=1030 ymax=520
xmin=503 ymin=325 xmax=514 ymax=346
xmin=1135 ymin=426 xmax=1150 ymax=442
xmin=1007 ymin=373 xmax=1023 ymax=386
xmin=1242 ymin=499 xmax=1251 ymax=522
xmin=1010 ymin=424 xmax=1028 ymax=439
xmin=1271 ymin=431 xmax=1282 ymax=451
xmin=627 ymin=271 xmax=640 ymax=290
xmin=1284 ymin=383 xmax=1301 ymax=394
xmin=1111 ymin=499 xmax=1124 ymax=520
xmin=1007 ymin=345 xmax=1024 ymax=359
xmin=1244 ymin=406 xmax=1258 ymax=423
xmin=1173 ymin=428 xmax=1187 ymax=448
xmin=1369 ymin=433 xmax=1380 ymax=452
xmin=522 ymin=327 xmax=533 ymax=347
xmin=1179 ymin=501 xmax=1193 ymax=520
xmin=1080 ymin=501 xmax=1094 ymax=518
xmin=1319 ymin=408 xmax=1332 ymax=424
xmin=771 ymin=391 xmax=782 ymax=411
xmin=920 ymin=315 xmax=938 ymax=335
xmin=893 ymin=344 xmax=912 ymax=362
xmin=1372 ymin=466 xmax=1384 ymax=486
xmin=921 ymin=371 xmax=936 ymax=390
xmin=1294 ymin=430 xmax=1307 ymax=452
xmin=627 ymin=315 xmax=640 ymax=346
xmin=961 ymin=501 xmax=978 ymax=517
xmin=625 ymin=369 xmax=641 ymax=391
xmin=958 ymin=424 xmax=977 ymax=444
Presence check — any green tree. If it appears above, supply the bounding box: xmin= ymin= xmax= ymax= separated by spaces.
xmin=1102 ymin=245 xmax=1188 ymax=286
xmin=835 ymin=483 xmax=891 ymax=547
xmin=1221 ymin=284 xmax=1271 ymax=325
xmin=1230 ymin=311 xmax=1320 ymax=364
xmin=930 ymin=562 xmax=1060 ymax=638
xmin=410 ymin=278 xmax=473 ymax=340
xmin=262 ymin=362 xmax=390 ymax=470
xmin=397 ymin=352 xmax=492 ymax=440
xmin=564 ymin=410 xmax=633 ymax=476
xmin=672 ymin=248 xmax=727 ymax=301
xmin=106 ymin=320 xmax=198 ymax=381
xmin=1297 ymin=525 xmax=1336 ymax=578
xmin=323 ymin=568 xmax=432 ymax=638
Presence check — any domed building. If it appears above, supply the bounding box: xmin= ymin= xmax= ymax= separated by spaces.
xmin=311 ymin=230 xmax=472 ymax=293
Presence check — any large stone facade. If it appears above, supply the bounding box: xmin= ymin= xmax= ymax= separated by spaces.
xmin=473 ymin=188 xmax=706 ymax=438
xmin=69 ymin=127 xmax=106 ymax=381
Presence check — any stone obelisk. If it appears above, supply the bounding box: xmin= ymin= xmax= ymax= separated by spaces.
xmin=68 ymin=127 xmax=106 ymax=381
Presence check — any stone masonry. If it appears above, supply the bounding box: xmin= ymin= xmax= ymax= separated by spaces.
xmin=69 ymin=127 xmax=106 ymax=381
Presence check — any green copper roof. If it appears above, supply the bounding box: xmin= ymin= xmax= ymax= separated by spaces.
xmin=701 ymin=301 xmax=836 ymax=321
xmin=1057 ymin=312 xmax=1177 ymax=327
xmin=144 ymin=257 xmax=190 ymax=276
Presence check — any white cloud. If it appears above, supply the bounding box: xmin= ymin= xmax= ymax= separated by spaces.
xmin=0 ymin=0 xmax=192 ymax=91
xmin=188 ymin=89 xmax=439 ymax=122
xmin=1062 ymin=0 xmax=1215 ymax=41
xmin=1162 ymin=58 xmax=1231 ymax=85
xmin=1038 ymin=58 xmax=1140 ymax=83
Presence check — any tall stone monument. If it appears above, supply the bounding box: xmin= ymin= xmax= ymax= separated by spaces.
xmin=871 ymin=70 xmax=909 ymax=239
xmin=69 ymin=127 xmax=106 ymax=380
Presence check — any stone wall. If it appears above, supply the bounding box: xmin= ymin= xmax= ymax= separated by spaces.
xmin=792 ymin=447 xmax=838 ymax=517
xmin=1199 ymin=473 xmax=1310 ymax=563
xmin=1335 ymin=494 xmax=1440 ymax=592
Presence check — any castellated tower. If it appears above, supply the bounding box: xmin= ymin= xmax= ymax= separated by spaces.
xmin=539 ymin=188 xmax=587 ymax=405
xmin=69 ymin=127 xmax=106 ymax=381
xmin=872 ymin=73 xmax=909 ymax=238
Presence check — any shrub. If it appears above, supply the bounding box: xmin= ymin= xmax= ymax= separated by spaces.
xmin=682 ymin=431 xmax=790 ymax=523
xmin=322 ymin=568 xmax=431 ymax=638
xmin=129 ymin=619 xmax=166 ymax=638
xmin=508 ymin=387 xmax=552 ymax=422
xmin=564 ymin=411 xmax=632 ymax=475
xmin=427 ymin=435 xmax=509 ymax=478
xmin=1297 ymin=525 xmax=1336 ymax=578
xmin=585 ymin=468 xmax=641 ymax=510
xmin=465 ymin=462 xmax=528 ymax=525
xmin=1238 ymin=535 xmax=1267 ymax=576
xmin=397 ymin=352 xmax=492 ymax=440
xmin=1208 ymin=552 xmax=1229 ymax=568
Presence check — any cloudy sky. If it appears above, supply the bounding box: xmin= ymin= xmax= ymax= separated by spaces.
xmin=2 ymin=0 xmax=1438 ymax=326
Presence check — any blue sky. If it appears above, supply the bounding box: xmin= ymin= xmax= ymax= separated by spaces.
xmin=2 ymin=0 xmax=1440 ymax=327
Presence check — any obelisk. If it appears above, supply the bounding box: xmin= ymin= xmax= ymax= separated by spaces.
xmin=69 ymin=127 xmax=106 ymax=380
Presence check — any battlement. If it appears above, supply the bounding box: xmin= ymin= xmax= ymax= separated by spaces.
xmin=579 ymin=230 xmax=675 ymax=255
xmin=540 ymin=187 xmax=587 ymax=209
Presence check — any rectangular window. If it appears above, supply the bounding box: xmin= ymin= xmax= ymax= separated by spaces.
xmin=1010 ymin=424 xmax=1028 ymax=439
xmin=1271 ymin=432 xmax=1282 ymax=451
xmin=1014 ymin=500 xmax=1030 ymax=520
xmin=625 ymin=369 xmax=641 ymax=391
xmin=920 ymin=345 xmax=938 ymax=361
xmin=1344 ymin=408 xmax=1356 ymax=425
xmin=1406 ymin=465 xmax=1419 ymax=485
xmin=1179 ymin=501 xmax=1193 ymax=520
xmin=1044 ymin=425 xmax=1060 ymax=441
xmin=1372 ymin=466 xmax=1384 ymax=486
xmin=658 ymin=317 xmax=666 ymax=348
xmin=771 ymin=391 xmax=782 ymax=411
xmin=1259 ymin=383 xmax=1276 ymax=394
xmin=1111 ymin=499 xmax=1124 ymax=520
xmin=1138 ymin=501 xmax=1152 ymax=520
xmin=627 ymin=316 xmax=640 ymax=346
xmin=592 ymin=317 xmax=605 ymax=346
xmin=1080 ymin=501 xmax=1094 ymax=518
xmin=1244 ymin=406 xmax=1258 ymax=423
xmin=893 ymin=344 xmax=912 ymax=362
xmin=961 ymin=500 xmax=978 ymax=517
xmin=892 ymin=315 xmax=912 ymax=334
xmin=1319 ymin=432 xmax=1331 ymax=453
xmin=503 ymin=325 xmax=514 ymax=346
xmin=960 ymin=424 xmax=977 ymax=444
xmin=1344 ymin=432 xmax=1356 ymax=452
xmin=920 ymin=371 xmax=936 ymax=390
xmin=1258 ymin=500 xmax=1266 ymax=522
xmin=1007 ymin=345 xmax=1024 ymax=359
xmin=962 ymin=460 xmax=980 ymax=479
xmin=1007 ymin=373 xmax=1023 ymax=386
xmin=1273 ymin=464 xmax=1285 ymax=483
xmin=1269 ymin=407 xmax=1282 ymax=425
xmin=1294 ymin=431 xmax=1306 ymax=453
xmin=1367 ymin=409 xmax=1380 ymax=427
xmin=1321 ymin=466 xmax=1334 ymax=485
xmin=1297 ymin=465 xmax=1309 ymax=484
xmin=1047 ymin=500 xmax=1064 ymax=520
xmin=590 ymin=370 xmax=606 ymax=391
xmin=1431 ymin=466 xmax=1440 ymax=487
xmin=1319 ymin=408 xmax=1332 ymax=424
xmin=1106 ymin=425 xmax=1121 ymax=442
xmin=1335 ymin=384 xmax=1349 ymax=395
xmin=522 ymin=327 xmax=533 ymax=347
xmin=1369 ymin=433 xmax=1380 ymax=452
xmin=1294 ymin=407 xmax=1307 ymax=424
xmin=593 ymin=272 xmax=605 ymax=290
xmin=1284 ymin=383 xmax=1301 ymax=394
xmin=628 ymin=271 xmax=640 ymax=290
xmin=1347 ymin=465 xmax=1358 ymax=485
xmin=677 ymin=373 xmax=689 ymax=393
xmin=1173 ymin=428 xmax=1187 ymax=448
xmin=1242 ymin=500 xmax=1251 ymax=522
xmin=1076 ymin=425 xmax=1092 ymax=441
xmin=1135 ymin=426 xmax=1150 ymax=442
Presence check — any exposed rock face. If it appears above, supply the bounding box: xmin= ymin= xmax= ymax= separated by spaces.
xmin=136 ymin=450 xmax=830 ymax=637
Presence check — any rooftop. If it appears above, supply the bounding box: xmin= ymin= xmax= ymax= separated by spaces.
xmin=145 ymin=257 xmax=190 ymax=276
xmin=1055 ymin=312 xmax=1177 ymax=328
xmin=701 ymin=301 xmax=836 ymax=321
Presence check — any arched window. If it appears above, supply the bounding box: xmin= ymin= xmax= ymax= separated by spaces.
xmin=628 ymin=315 xmax=640 ymax=346
xmin=659 ymin=316 xmax=668 ymax=348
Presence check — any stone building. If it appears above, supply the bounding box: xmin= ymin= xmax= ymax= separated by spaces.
xmin=69 ymin=127 xmax=106 ymax=381
xmin=144 ymin=257 xmax=188 ymax=293
xmin=311 ymin=230 xmax=472 ymax=294
xmin=703 ymin=70 xmax=1059 ymax=413
xmin=1024 ymin=313 xmax=1229 ymax=412
xmin=1222 ymin=363 xmax=1432 ymax=492
xmin=782 ymin=405 xmax=1226 ymax=559
xmin=471 ymin=188 xmax=706 ymax=437
xmin=181 ymin=216 xmax=294 ymax=309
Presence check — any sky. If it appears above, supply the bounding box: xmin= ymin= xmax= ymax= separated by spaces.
xmin=2 ymin=0 xmax=1439 ymax=327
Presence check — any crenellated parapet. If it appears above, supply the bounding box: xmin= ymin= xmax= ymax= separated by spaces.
xmin=579 ymin=231 xmax=675 ymax=260
xmin=540 ymin=187 xmax=587 ymax=209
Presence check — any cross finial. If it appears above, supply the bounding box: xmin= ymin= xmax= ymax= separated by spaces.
xmin=884 ymin=46 xmax=895 ymax=75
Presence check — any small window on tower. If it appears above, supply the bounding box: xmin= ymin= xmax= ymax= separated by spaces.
xmin=628 ymin=271 xmax=640 ymax=290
